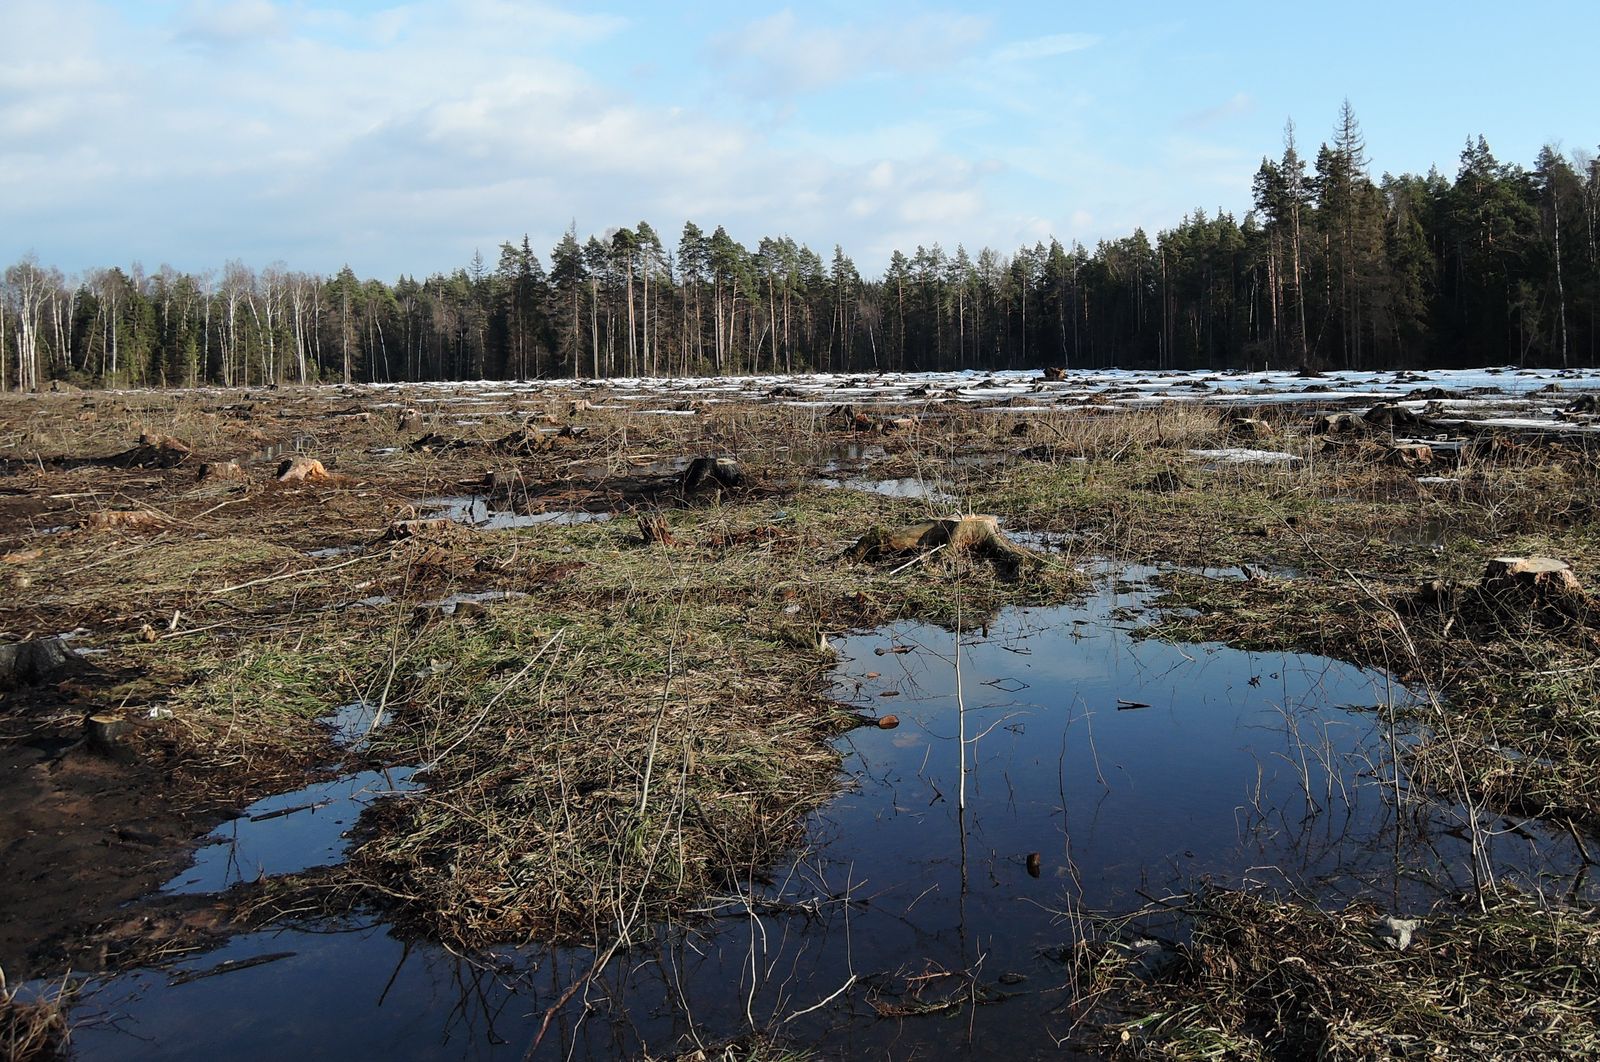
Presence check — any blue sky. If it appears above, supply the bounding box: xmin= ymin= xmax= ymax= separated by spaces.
xmin=3 ymin=0 xmax=1596 ymax=279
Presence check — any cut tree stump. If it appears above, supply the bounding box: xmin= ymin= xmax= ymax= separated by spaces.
xmin=276 ymin=456 xmax=330 ymax=482
xmin=1226 ymin=416 xmax=1271 ymax=438
xmin=637 ymin=513 xmax=675 ymax=545
xmin=1363 ymin=403 xmax=1433 ymax=432
xmin=84 ymin=509 xmax=165 ymax=532
xmin=1482 ymin=557 xmax=1583 ymax=597
xmin=86 ymin=713 xmax=131 ymax=751
xmin=197 ymin=460 xmax=243 ymax=482
xmin=1313 ymin=412 xmax=1367 ymax=435
xmin=682 ymin=457 xmax=743 ymax=493
xmin=493 ymin=427 xmax=550 ymax=455
xmin=1386 ymin=443 xmax=1435 ymax=468
xmin=384 ymin=518 xmax=455 ymax=540
xmin=848 ymin=514 xmax=1043 ymax=573
xmin=1479 ymin=556 xmax=1592 ymax=625
xmin=0 ymin=637 xmax=78 ymax=689
xmin=107 ymin=433 xmax=193 ymax=469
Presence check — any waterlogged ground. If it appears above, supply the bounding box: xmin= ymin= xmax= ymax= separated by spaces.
xmin=6 ymin=365 xmax=1600 ymax=1058
xmin=59 ymin=564 xmax=1593 ymax=1059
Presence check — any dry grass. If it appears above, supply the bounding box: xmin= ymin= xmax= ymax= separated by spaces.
xmin=1073 ymin=888 xmax=1600 ymax=1060
xmin=0 ymin=388 xmax=1083 ymax=946
xmin=5 ymin=383 xmax=1600 ymax=1053
xmin=0 ymin=973 xmax=70 ymax=1062
xmin=337 ymin=489 xmax=1081 ymax=947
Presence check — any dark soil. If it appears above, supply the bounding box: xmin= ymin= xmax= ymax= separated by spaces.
xmin=0 ymin=685 xmax=223 ymax=979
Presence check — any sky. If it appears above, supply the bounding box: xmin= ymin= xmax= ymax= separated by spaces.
xmin=2 ymin=0 xmax=1597 ymax=280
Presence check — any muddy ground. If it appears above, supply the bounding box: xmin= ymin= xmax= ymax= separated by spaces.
xmin=3 ymin=369 xmax=1599 ymax=1058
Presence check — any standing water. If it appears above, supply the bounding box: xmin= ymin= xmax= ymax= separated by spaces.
xmin=64 ymin=566 xmax=1592 ymax=1059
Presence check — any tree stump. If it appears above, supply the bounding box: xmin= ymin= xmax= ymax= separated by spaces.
xmin=848 ymin=515 xmax=1043 ymax=574
xmin=109 ymin=433 xmax=193 ymax=469
xmin=1226 ymin=416 xmax=1271 ymax=438
xmin=397 ymin=408 xmax=424 ymax=431
xmin=1386 ymin=443 xmax=1434 ymax=468
xmin=276 ymin=456 xmax=330 ymax=482
xmin=1482 ymin=557 xmax=1583 ymax=597
xmin=84 ymin=509 xmax=165 ymax=532
xmin=493 ymin=427 xmax=550 ymax=455
xmin=1313 ymin=412 xmax=1367 ymax=436
xmin=384 ymin=518 xmax=455 ymax=540
xmin=197 ymin=460 xmax=243 ymax=482
xmin=638 ymin=513 xmax=675 ymax=545
xmin=682 ymin=457 xmax=743 ymax=493
xmin=0 ymin=637 xmax=78 ymax=689
xmin=86 ymin=713 xmax=131 ymax=751
xmin=1363 ymin=403 xmax=1432 ymax=432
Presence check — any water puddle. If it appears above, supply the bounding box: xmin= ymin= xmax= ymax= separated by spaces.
xmin=819 ymin=476 xmax=958 ymax=506
xmin=254 ymin=435 xmax=316 ymax=463
xmin=808 ymin=441 xmax=888 ymax=473
xmin=162 ymin=701 xmax=417 ymax=896
xmin=306 ymin=544 xmax=362 ymax=559
xmin=324 ymin=699 xmax=386 ymax=748
xmin=66 ymin=565 xmax=1594 ymax=1059
xmin=427 ymin=590 xmax=529 ymax=614
xmin=347 ymin=595 xmax=394 ymax=608
xmin=421 ymin=495 xmax=614 ymax=530
xmin=162 ymin=768 xmax=419 ymax=895
xmin=342 ymin=590 xmax=528 ymax=614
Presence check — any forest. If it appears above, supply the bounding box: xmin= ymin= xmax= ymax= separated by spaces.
xmin=3 ymin=106 xmax=1597 ymax=389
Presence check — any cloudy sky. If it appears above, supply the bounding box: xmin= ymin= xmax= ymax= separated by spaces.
xmin=3 ymin=0 xmax=1596 ymax=279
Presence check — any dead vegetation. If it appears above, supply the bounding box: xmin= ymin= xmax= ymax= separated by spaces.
xmin=3 ymin=381 xmax=1600 ymax=1052
xmin=0 ymin=386 xmax=1084 ymax=960
xmin=1073 ymin=889 xmax=1600 ymax=1060
xmin=0 ymin=973 xmax=70 ymax=1062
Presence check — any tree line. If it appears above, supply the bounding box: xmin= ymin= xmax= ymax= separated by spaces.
xmin=3 ymin=105 xmax=1596 ymax=390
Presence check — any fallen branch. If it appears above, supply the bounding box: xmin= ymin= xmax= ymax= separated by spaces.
xmin=210 ymin=554 xmax=377 ymax=595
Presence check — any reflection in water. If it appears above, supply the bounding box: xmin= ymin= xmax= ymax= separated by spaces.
xmin=421 ymin=495 xmax=614 ymax=530
xmin=70 ymin=567 xmax=1595 ymax=1059
xmin=818 ymin=476 xmax=959 ymax=507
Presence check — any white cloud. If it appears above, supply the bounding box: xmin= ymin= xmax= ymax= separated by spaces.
xmin=0 ymin=0 xmax=1214 ymax=278
xmin=990 ymin=32 xmax=1099 ymax=64
xmin=1177 ymin=92 xmax=1255 ymax=129
xmin=712 ymin=8 xmax=990 ymax=97
xmin=175 ymin=0 xmax=288 ymax=48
